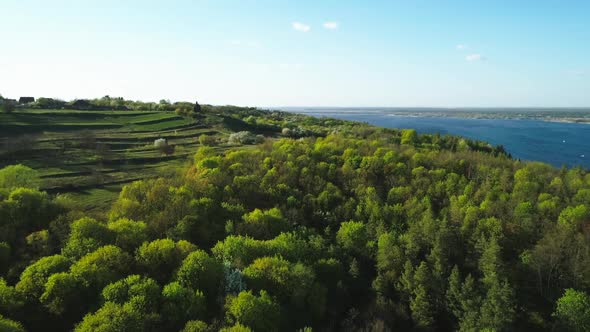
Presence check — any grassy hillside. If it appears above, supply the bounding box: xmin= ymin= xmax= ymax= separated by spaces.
xmin=0 ymin=107 xmax=508 ymax=210
xmin=0 ymin=109 xmax=238 ymax=211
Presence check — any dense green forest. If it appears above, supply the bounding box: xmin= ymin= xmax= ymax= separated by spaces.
xmin=1 ymin=102 xmax=589 ymax=331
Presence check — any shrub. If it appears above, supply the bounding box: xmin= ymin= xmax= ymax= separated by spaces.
xmin=0 ymin=164 xmax=40 ymax=190
xmin=199 ymin=134 xmax=217 ymax=146
xmin=281 ymin=128 xmax=292 ymax=136
xmin=228 ymin=131 xmax=260 ymax=145
xmin=154 ymin=138 xmax=168 ymax=148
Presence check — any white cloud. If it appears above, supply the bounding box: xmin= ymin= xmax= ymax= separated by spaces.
xmin=292 ymin=22 xmax=311 ymax=32
xmin=456 ymin=44 xmax=468 ymax=50
xmin=465 ymin=54 xmax=485 ymax=61
xmin=323 ymin=22 xmax=339 ymax=30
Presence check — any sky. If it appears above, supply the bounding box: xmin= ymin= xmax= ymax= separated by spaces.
xmin=1 ymin=0 xmax=589 ymax=107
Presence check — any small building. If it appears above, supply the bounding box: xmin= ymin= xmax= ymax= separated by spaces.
xmin=19 ymin=97 xmax=35 ymax=104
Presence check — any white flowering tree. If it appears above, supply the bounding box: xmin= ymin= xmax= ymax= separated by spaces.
xmin=228 ymin=131 xmax=263 ymax=145
xmin=154 ymin=138 xmax=167 ymax=148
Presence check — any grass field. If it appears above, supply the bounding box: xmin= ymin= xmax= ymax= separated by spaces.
xmin=0 ymin=109 xmax=230 ymax=212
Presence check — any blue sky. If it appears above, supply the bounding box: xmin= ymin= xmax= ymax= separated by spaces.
xmin=1 ymin=0 xmax=589 ymax=107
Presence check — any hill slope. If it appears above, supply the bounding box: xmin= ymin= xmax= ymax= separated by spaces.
xmin=0 ymin=105 xmax=588 ymax=332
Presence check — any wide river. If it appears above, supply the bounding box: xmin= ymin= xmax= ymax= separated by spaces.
xmin=283 ymin=109 xmax=590 ymax=169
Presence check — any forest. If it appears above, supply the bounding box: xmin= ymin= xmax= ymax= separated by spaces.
xmin=1 ymin=104 xmax=589 ymax=332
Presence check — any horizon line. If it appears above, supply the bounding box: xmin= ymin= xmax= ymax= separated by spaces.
xmin=267 ymin=106 xmax=590 ymax=110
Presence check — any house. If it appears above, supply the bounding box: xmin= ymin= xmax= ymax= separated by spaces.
xmin=19 ymin=97 xmax=35 ymax=104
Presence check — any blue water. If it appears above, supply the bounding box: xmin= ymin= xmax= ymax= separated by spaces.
xmin=289 ymin=110 xmax=590 ymax=169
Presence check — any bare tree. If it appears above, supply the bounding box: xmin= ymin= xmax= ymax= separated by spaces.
xmin=161 ymin=144 xmax=175 ymax=156
xmin=1 ymin=100 xmax=15 ymax=113
xmin=79 ymin=130 xmax=97 ymax=149
xmin=96 ymin=142 xmax=113 ymax=162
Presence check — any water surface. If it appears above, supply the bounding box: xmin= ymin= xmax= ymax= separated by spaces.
xmin=284 ymin=108 xmax=590 ymax=169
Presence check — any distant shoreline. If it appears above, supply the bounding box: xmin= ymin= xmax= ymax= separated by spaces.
xmin=279 ymin=107 xmax=590 ymax=125
xmin=280 ymin=107 xmax=590 ymax=169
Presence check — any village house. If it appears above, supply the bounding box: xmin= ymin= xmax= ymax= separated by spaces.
xmin=18 ymin=97 xmax=35 ymax=104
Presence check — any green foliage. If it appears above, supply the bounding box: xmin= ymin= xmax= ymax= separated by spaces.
xmin=16 ymin=255 xmax=71 ymax=301
xmin=336 ymin=221 xmax=369 ymax=256
xmin=410 ymin=285 xmax=435 ymax=329
xmin=0 ymin=315 xmax=25 ymax=332
xmin=244 ymin=256 xmax=307 ymax=299
xmin=26 ymin=229 xmax=51 ymax=257
xmin=479 ymin=279 xmax=515 ymax=331
xmin=448 ymin=273 xmax=481 ymax=331
xmin=3 ymin=104 xmax=590 ymax=331
xmin=401 ymin=129 xmax=418 ymax=145
xmin=168 ymin=197 xmax=226 ymax=249
xmin=239 ymin=208 xmax=289 ymax=240
xmin=40 ymin=272 xmax=85 ymax=315
xmin=161 ymin=282 xmax=206 ymax=330
xmin=558 ymin=205 xmax=589 ymax=228
xmin=70 ymin=245 xmax=133 ymax=290
xmin=0 ymin=278 xmax=24 ymax=313
xmin=62 ymin=217 xmax=114 ymax=259
xmin=0 ymin=187 xmax=62 ymax=248
xmin=0 ymin=164 xmax=40 ymax=190
xmin=176 ymin=250 xmax=223 ymax=300
xmin=101 ymin=275 xmax=161 ymax=312
xmin=375 ymin=232 xmax=403 ymax=294
xmin=109 ymin=178 xmax=188 ymax=237
xmin=242 ymin=256 xmax=326 ymax=322
xmin=220 ymin=323 xmax=253 ymax=332
xmin=182 ymin=320 xmax=209 ymax=332
xmin=106 ymin=218 xmax=148 ymax=252
xmin=74 ymin=301 xmax=146 ymax=332
xmin=553 ymin=289 xmax=590 ymax=332
xmin=136 ymin=239 xmax=197 ymax=283
xmin=226 ymin=290 xmax=281 ymax=331
xmin=526 ymin=226 xmax=590 ymax=297
xmin=213 ymin=236 xmax=268 ymax=268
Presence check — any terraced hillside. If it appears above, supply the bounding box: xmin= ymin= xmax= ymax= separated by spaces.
xmin=0 ymin=109 xmax=231 ymax=211
xmin=1 ymin=106 xmax=505 ymax=215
